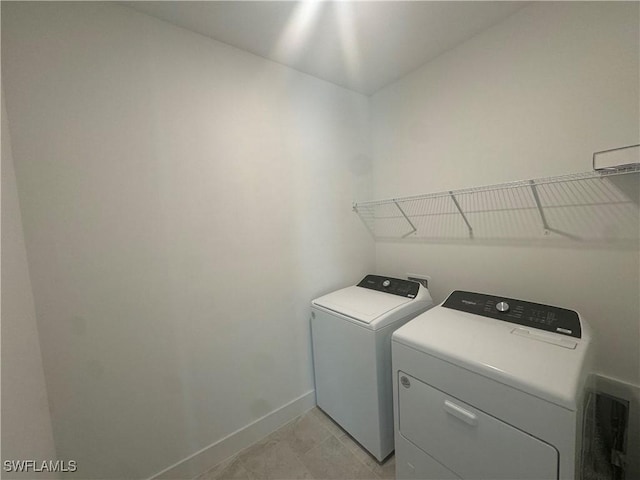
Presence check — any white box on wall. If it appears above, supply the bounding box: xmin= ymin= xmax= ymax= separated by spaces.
xmin=593 ymin=145 xmax=639 ymax=171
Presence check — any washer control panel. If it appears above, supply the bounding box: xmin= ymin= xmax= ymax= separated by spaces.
xmin=357 ymin=275 xmax=420 ymax=298
xmin=442 ymin=290 xmax=581 ymax=338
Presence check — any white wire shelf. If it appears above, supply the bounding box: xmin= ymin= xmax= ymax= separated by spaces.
xmin=353 ymin=164 xmax=640 ymax=245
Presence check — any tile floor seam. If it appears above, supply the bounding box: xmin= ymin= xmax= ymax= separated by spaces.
xmin=305 ymin=434 xmax=382 ymax=480
xmin=333 ymin=435 xmax=384 ymax=480
xmin=235 ymin=455 xmax=256 ymax=480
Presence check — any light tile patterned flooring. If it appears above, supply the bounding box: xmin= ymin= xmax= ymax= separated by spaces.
xmin=195 ymin=408 xmax=395 ymax=480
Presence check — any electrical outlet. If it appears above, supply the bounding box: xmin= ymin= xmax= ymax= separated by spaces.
xmin=407 ymin=273 xmax=431 ymax=289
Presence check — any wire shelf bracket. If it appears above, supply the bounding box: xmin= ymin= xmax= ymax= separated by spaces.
xmin=449 ymin=191 xmax=473 ymax=239
xmin=394 ymin=201 xmax=418 ymax=238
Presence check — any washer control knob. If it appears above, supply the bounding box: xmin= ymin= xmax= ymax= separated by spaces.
xmin=382 ymin=279 xmax=391 ymax=288
xmin=496 ymin=301 xmax=510 ymax=313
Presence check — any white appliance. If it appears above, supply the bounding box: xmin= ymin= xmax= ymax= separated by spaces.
xmin=311 ymin=275 xmax=433 ymax=461
xmin=392 ymin=291 xmax=593 ymax=480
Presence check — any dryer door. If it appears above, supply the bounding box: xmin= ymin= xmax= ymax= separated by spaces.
xmin=397 ymin=372 xmax=558 ymax=480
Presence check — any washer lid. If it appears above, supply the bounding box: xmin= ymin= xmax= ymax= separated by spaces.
xmin=312 ymin=285 xmax=413 ymax=324
xmin=393 ymin=299 xmax=592 ymax=410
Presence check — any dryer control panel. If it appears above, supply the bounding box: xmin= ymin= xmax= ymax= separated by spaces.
xmin=357 ymin=275 xmax=420 ymax=298
xmin=442 ymin=290 xmax=581 ymax=338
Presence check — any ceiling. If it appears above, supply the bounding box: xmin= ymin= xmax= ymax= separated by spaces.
xmin=122 ymin=1 xmax=527 ymax=95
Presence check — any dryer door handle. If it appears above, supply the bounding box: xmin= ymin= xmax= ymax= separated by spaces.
xmin=444 ymin=400 xmax=478 ymax=426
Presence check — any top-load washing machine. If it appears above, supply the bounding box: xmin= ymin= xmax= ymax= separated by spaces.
xmin=311 ymin=275 xmax=433 ymax=461
xmin=392 ymin=290 xmax=593 ymax=479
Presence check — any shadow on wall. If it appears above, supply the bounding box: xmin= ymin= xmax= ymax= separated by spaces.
xmin=354 ymin=171 xmax=640 ymax=250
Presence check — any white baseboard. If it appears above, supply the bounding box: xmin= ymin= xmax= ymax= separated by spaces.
xmin=149 ymin=390 xmax=316 ymax=480
xmin=593 ymin=373 xmax=640 ymax=480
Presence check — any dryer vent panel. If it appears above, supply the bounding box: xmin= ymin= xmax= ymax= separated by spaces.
xmin=407 ymin=274 xmax=430 ymax=289
xmin=583 ymin=392 xmax=629 ymax=480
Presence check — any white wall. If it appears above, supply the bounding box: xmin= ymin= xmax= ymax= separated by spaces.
xmin=372 ymin=3 xmax=639 ymax=385
xmin=2 ymin=90 xmax=58 ymax=477
xmin=1 ymin=3 xmax=374 ymax=479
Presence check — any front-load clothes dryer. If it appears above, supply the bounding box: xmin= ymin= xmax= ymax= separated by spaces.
xmin=392 ymin=291 xmax=594 ymax=480
xmin=311 ymin=275 xmax=433 ymax=461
